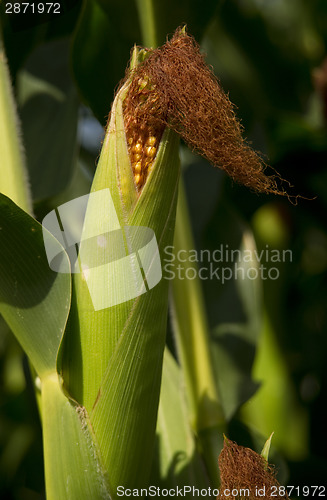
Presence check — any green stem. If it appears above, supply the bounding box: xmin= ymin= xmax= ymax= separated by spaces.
xmin=0 ymin=33 xmax=32 ymax=214
xmin=135 ymin=0 xmax=159 ymax=48
xmin=171 ymin=182 xmax=225 ymax=487
xmin=172 ymin=182 xmax=224 ymax=431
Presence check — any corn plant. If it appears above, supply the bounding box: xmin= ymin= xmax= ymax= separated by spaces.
xmin=0 ymin=2 xmax=315 ymax=498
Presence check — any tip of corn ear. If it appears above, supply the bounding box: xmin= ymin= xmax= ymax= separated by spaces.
xmin=120 ymin=27 xmax=292 ymax=196
xmin=218 ymin=437 xmax=289 ymax=499
xmin=107 ymin=27 xmax=296 ymax=197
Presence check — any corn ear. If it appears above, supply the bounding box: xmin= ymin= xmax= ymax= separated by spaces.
xmin=62 ymin=46 xmax=181 ymax=493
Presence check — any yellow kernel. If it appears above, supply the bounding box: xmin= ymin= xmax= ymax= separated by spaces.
xmin=132 ymin=142 xmax=142 ymax=154
xmin=145 ymin=146 xmax=156 ymax=158
xmin=134 ymin=161 xmax=142 ymax=174
xmin=145 ymin=136 xmax=156 ymax=147
xmin=143 ymin=158 xmax=152 ymax=168
xmin=134 ymin=173 xmax=142 ymax=185
xmin=128 ymin=137 xmax=133 ymax=145
xmin=133 ymin=153 xmax=142 ymax=162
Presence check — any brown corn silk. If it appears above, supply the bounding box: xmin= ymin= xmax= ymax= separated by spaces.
xmin=217 ymin=438 xmax=289 ymax=500
xmin=122 ymin=27 xmax=286 ymax=194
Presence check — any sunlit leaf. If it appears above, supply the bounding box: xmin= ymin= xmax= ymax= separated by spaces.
xmin=42 ymin=374 xmax=111 ymax=500
xmin=0 ymin=195 xmax=71 ymax=377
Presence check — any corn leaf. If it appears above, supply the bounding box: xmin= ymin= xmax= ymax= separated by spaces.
xmin=209 ymin=204 xmax=262 ymax=420
xmin=42 ymin=374 xmax=111 ymax=500
xmin=17 ymin=40 xmax=79 ymax=201
xmin=261 ymin=432 xmax=274 ymax=461
xmin=240 ymin=315 xmax=309 ymax=460
xmin=71 ymin=0 xmax=140 ymax=123
xmin=0 ymin=194 xmax=71 ymax=377
xmin=170 ymin=180 xmax=225 ymax=487
xmin=0 ymin=33 xmax=31 ymax=213
xmin=151 ymin=348 xmax=211 ymax=489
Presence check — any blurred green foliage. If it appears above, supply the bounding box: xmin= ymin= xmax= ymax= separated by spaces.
xmin=1 ymin=0 xmax=327 ymax=498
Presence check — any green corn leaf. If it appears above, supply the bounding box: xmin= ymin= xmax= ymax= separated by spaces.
xmin=240 ymin=314 xmax=309 ymax=460
xmin=0 ymin=194 xmax=71 ymax=378
xmin=261 ymin=432 xmax=274 ymax=461
xmin=0 ymin=32 xmax=31 ymax=213
xmin=71 ymin=0 xmax=141 ymax=124
xmin=240 ymin=203 xmax=309 ymax=460
xmin=171 ymin=182 xmax=224 ymax=431
xmin=42 ymin=374 xmax=111 ymax=500
xmin=210 ymin=205 xmax=262 ymax=420
xmin=17 ymin=40 xmax=79 ymax=201
xmin=151 ymin=348 xmax=211 ymax=490
xmin=170 ymin=181 xmax=225 ymax=488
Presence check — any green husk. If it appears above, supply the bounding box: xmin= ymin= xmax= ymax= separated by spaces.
xmin=62 ymin=47 xmax=181 ymax=494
